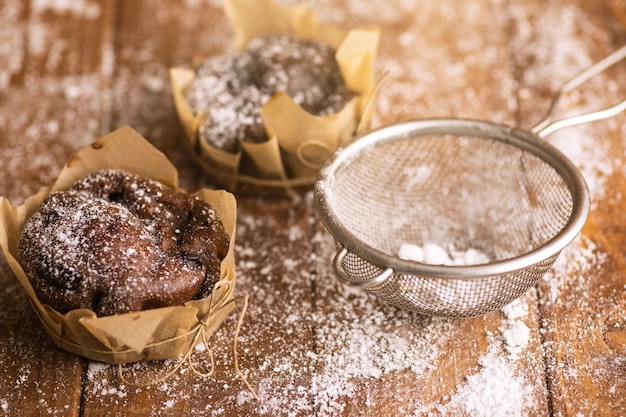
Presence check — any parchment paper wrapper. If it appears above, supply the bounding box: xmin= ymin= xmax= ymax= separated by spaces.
xmin=0 ymin=126 xmax=239 ymax=364
xmin=170 ymin=0 xmax=380 ymax=196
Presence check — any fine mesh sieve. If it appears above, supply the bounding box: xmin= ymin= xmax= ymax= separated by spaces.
xmin=314 ymin=45 xmax=626 ymax=318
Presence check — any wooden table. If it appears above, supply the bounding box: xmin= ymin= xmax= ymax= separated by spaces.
xmin=1 ymin=0 xmax=626 ymax=415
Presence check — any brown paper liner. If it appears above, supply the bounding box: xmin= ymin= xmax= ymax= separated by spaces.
xmin=0 ymin=126 xmax=239 ymax=365
xmin=170 ymin=0 xmax=380 ymax=196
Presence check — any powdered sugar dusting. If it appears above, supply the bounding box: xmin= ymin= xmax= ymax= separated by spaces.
xmin=310 ymin=300 xmax=445 ymax=415
xmin=1 ymin=0 xmax=625 ymax=415
xmin=536 ymin=235 xmax=626 ymax=414
xmin=0 ymin=0 xmax=107 ymax=204
xmin=70 ymin=195 xmax=542 ymax=416
xmin=501 ymin=307 xmax=530 ymax=359
xmin=398 ymin=242 xmax=491 ymax=266
xmin=438 ymin=346 xmax=532 ymax=417
xmin=542 ymin=236 xmax=607 ymax=307
xmin=509 ymin=2 xmax=624 ymax=208
xmin=32 ymin=0 xmax=101 ymax=19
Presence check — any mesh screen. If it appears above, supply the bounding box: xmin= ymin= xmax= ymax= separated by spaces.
xmin=327 ymin=134 xmax=573 ymax=317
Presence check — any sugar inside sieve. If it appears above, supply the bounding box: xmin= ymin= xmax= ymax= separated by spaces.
xmin=314 ymin=45 xmax=626 ymax=318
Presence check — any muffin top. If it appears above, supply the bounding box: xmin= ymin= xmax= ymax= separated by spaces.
xmin=18 ymin=169 xmax=229 ymax=316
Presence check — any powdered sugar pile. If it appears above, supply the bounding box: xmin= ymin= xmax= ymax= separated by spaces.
xmin=398 ymin=242 xmax=490 ymax=265
xmin=500 ymin=302 xmax=531 ymax=359
xmin=439 ymin=347 xmax=532 ymax=417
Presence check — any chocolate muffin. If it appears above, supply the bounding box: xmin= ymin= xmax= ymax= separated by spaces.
xmin=17 ymin=169 xmax=230 ymax=317
xmin=184 ymin=34 xmax=354 ymax=154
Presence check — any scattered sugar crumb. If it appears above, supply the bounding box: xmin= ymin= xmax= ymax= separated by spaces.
xmin=500 ymin=299 xmax=531 ymax=359
xmin=501 ymin=321 xmax=531 ymax=358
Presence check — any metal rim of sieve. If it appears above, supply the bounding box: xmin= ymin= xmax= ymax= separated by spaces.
xmin=314 ymin=118 xmax=590 ymax=286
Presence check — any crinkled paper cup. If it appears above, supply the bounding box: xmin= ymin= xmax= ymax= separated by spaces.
xmin=170 ymin=0 xmax=380 ymax=196
xmin=0 ymin=125 xmax=238 ymax=364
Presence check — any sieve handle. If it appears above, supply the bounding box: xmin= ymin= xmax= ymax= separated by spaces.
xmin=532 ymin=44 xmax=626 ymax=138
xmin=332 ymin=247 xmax=394 ymax=288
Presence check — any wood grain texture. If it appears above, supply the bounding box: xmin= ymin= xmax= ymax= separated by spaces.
xmin=0 ymin=1 xmax=111 ymax=415
xmin=0 ymin=0 xmax=625 ymax=416
xmin=508 ymin=0 xmax=626 ymax=415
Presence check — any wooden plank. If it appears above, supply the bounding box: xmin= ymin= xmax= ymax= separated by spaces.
xmin=0 ymin=0 xmax=116 ymax=415
xmin=77 ymin=1 xmax=229 ymax=414
xmin=194 ymin=196 xmax=317 ymax=415
xmin=508 ymin=0 xmax=626 ymax=415
xmin=79 ymin=196 xmax=316 ymax=416
xmin=80 ymin=3 xmax=318 ymax=415
xmin=0 ymin=0 xmax=115 ymax=204
xmin=103 ymin=0 xmax=233 ymax=191
xmin=2 ymin=0 xmax=626 ymax=415
xmin=309 ymin=1 xmax=551 ymax=415
xmin=0 ymin=260 xmax=83 ymax=416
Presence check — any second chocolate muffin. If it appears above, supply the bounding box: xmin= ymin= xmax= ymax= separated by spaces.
xmin=185 ymin=34 xmax=354 ymax=154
